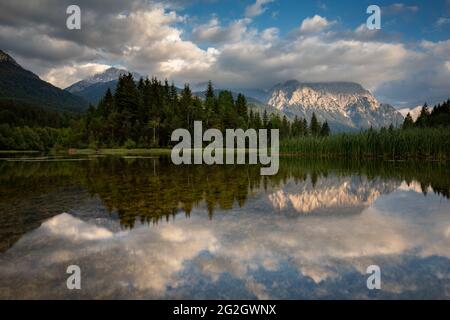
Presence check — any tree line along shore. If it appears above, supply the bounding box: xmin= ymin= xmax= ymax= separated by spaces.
xmin=0 ymin=74 xmax=449 ymax=160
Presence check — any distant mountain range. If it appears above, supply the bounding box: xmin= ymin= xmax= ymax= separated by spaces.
xmin=0 ymin=50 xmax=87 ymax=112
xmin=0 ymin=49 xmax=406 ymax=131
xmin=65 ymin=69 xmax=404 ymax=131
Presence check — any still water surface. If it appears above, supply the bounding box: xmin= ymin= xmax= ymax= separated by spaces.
xmin=0 ymin=155 xmax=449 ymax=299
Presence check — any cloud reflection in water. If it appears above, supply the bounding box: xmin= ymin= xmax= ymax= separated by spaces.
xmin=0 ymin=173 xmax=449 ymax=299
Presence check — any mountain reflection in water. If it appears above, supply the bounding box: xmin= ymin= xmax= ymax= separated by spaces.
xmin=0 ymin=156 xmax=449 ymax=299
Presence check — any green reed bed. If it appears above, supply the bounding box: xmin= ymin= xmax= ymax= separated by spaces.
xmin=280 ymin=128 xmax=450 ymax=160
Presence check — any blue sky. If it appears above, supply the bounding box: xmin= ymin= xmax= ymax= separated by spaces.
xmin=179 ymin=0 xmax=449 ymax=42
xmin=1 ymin=0 xmax=449 ymax=107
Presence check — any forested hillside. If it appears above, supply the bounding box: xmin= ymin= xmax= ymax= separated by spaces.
xmin=0 ymin=50 xmax=88 ymax=113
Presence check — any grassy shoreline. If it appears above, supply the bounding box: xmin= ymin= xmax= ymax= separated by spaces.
xmin=1 ymin=127 xmax=450 ymax=161
xmin=64 ymin=148 xmax=172 ymax=155
xmin=281 ymin=128 xmax=450 ymax=161
xmin=0 ymin=150 xmax=41 ymax=154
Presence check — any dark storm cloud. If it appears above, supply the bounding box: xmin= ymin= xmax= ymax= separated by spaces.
xmin=0 ymin=0 xmax=147 ymax=62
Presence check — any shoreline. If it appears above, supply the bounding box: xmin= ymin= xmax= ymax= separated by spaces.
xmin=0 ymin=148 xmax=449 ymax=162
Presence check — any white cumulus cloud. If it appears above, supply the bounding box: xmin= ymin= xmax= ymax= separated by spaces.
xmin=245 ymin=0 xmax=274 ymax=18
xmin=299 ymin=15 xmax=335 ymax=33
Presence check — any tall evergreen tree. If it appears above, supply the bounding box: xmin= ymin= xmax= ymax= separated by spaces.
xmin=281 ymin=115 xmax=290 ymax=138
xmin=415 ymin=103 xmax=430 ymax=127
xmin=320 ymin=121 xmax=330 ymax=136
xmin=262 ymin=110 xmax=269 ymax=128
xmin=302 ymin=118 xmax=308 ymax=136
xmin=236 ymin=93 xmax=248 ymax=128
xmin=218 ymin=90 xmax=236 ymax=130
xmin=309 ymin=113 xmax=320 ymax=136
xmin=204 ymin=81 xmax=216 ymax=127
xmin=205 ymin=80 xmax=214 ymax=99
xmin=402 ymin=113 xmax=414 ymax=129
xmin=180 ymin=84 xmax=193 ymax=130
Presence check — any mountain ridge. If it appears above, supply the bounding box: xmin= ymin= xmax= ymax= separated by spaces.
xmin=65 ymin=67 xmax=142 ymax=94
xmin=0 ymin=50 xmax=88 ymax=113
xmin=65 ymin=67 xmax=143 ymax=105
xmin=264 ymin=80 xmax=404 ymax=131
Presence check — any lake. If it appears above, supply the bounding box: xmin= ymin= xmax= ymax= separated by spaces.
xmin=0 ymin=155 xmax=449 ymax=299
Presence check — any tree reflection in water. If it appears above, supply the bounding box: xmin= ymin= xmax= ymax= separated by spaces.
xmin=0 ymin=156 xmax=449 ymax=238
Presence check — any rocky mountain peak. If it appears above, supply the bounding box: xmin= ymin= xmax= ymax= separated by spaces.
xmin=84 ymin=67 xmax=142 ymax=84
xmin=266 ymin=80 xmax=403 ymax=131
xmin=0 ymin=50 xmax=20 ymax=66
xmin=65 ymin=67 xmax=142 ymax=93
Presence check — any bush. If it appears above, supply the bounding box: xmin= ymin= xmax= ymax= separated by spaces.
xmin=124 ymin=138 xmax=136 ymax=149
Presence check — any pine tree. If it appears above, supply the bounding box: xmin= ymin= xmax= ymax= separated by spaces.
xmin=415 ymin=103 xmax=430 ymax=127
xmin=205 ymin=80 xmax=214 ymax=99
xmin=104 ymin=88 xmax=113 ymax=109
xmin=320 ymin=121 xmax=330 ymax=136
xmin=402 ymin=113 xmax=414 ymax=129
xmin=309 ymin=113 xmax=320 ymax=136
xmin=204 ymin=81 xmax=216 ymax=127
xmin=114 ymin=73 xmax=139 ymax=114
xmin=180 ymin=84 xmax=193 ymax=130
xmin=236 ymin=93 xmax=248 ymax=128
xmin=262 ymin=110 xmax=269 ymax=128
xmin=218 ymin=90 xmax=236 ymax=130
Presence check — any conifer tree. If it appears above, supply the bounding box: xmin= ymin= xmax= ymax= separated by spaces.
xmin=262 ymin=110 xmax=269 ymax=128
xmin=310 ymin=112 xmax=320 ymax=136
xmin=204 ymin=81 xmax=216 ymax=127
xmin=402 ymin=113 xmax=414 ymax=129
xmin=302 ymin=118 xmax=308 ymax=136
xmin=320 ymin=121 xmax=330 ymax=136
xmin=218 ymin=90 xmax=236 ymax=130
xmin=415 ymin=103 xmax=430 ymax=127
xmin=180 ymin=84 xmax=193 ymax=130
xmin=281 ymin=115 xmax=290 ymax=138
xmin=236 ymin=93 xmax=248 ymax=128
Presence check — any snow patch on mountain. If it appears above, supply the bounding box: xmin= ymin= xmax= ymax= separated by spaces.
xmin=65 ymin=67 xmax=142 ymax=93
